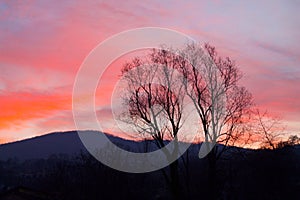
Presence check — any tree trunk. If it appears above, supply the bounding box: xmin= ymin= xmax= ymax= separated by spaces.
xmin=169 ymin=159 xmax=180 ymax=200
xmin=207 ymin=147 xmax=217 ymax=200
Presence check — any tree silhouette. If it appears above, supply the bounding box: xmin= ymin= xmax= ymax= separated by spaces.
xmin=276 ymin=135 xmax=300 ymax=148
xmin=120 ymin=54 xmax=186 ymax=199
xmin=254 ymin=109 xmax=284 ymax=150
xmin=120 ymin=43 xmax=253 ymax=199
xmin=288 ymin=135 xmax=300 ymax=145
xmin=178 ymin=43 xmax=253 ymax=199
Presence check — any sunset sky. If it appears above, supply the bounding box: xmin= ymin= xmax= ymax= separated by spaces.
xmin=0 ymin=0 xmax=299 ymax=144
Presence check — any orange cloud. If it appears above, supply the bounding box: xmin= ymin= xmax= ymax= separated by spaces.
xmin=0 ymin=91 xmax=71 ymax=130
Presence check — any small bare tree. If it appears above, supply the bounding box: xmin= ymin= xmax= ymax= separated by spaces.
xmin=254 ymin=109 xmax=284 ymax=150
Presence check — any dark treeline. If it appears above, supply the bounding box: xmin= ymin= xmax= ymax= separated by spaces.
xmin=0 ymin=144 xmax=299 ymax=200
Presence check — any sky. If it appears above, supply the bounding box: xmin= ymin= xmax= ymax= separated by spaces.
xmin=0 ymin=0 xmax=299 ymax=144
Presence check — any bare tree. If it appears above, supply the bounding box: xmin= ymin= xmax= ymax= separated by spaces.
xmin=173 ymin=43 xmax=253 ymax=198
xmin=120 ymin=53 xmax=186 ymax=199
xmin=254 ymin=109 xmax=284 ymax=150
xmin=177 ymin=43 xmax=253 ymax=150
xmin=120 ymin=43 xmax=253 ymax=199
